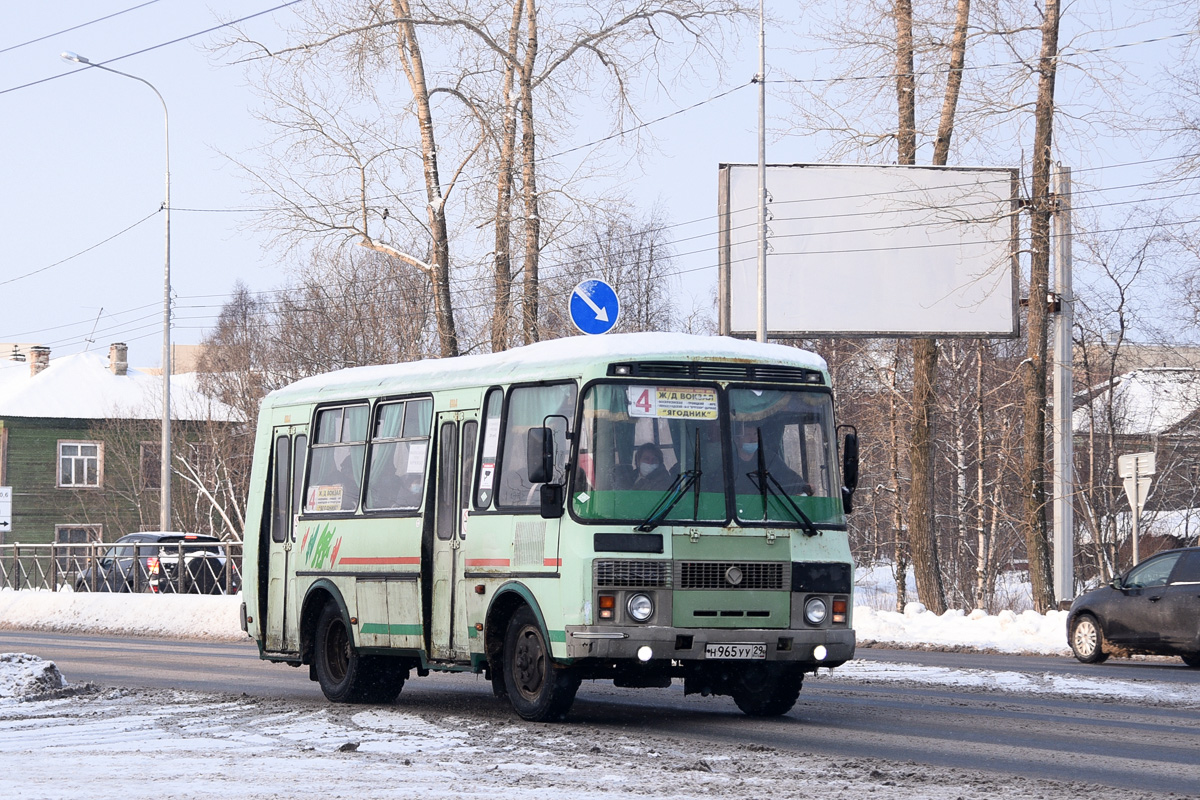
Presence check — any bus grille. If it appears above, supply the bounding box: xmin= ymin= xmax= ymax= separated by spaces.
xmin=676 ymin=561 xmax=788 ymax=590
xmin=594 ymin=560 xmax=671 ymax=588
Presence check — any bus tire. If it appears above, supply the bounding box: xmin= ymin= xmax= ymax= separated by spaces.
xmin=313 ymin=601 xmax=405 ymax=704
xmin=502 ymin=605 xmax=579 ymax=722
xmin=731 ymin=664 xmax=803 ymax=717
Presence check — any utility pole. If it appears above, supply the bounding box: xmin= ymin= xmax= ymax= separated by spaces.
xmin=1052 ymin=164 xmax=1074 ymax=604
xmin=755 ymin=0 xmax=767 ymax=343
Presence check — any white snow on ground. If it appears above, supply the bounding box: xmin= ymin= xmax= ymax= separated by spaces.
xmin=0 ymin=669 xmax=1177 ymax=800
xmin=0 ymin=577 xmax=1192 ymax=799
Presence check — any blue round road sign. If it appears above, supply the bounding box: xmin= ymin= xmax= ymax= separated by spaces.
xmin=570 ymin=279 xmax=620 ymax=335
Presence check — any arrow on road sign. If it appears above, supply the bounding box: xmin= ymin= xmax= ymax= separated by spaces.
xmin=574 ymin=285 xmax=609 ymax=322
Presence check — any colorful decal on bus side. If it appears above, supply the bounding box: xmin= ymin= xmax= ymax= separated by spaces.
xmin=301 ymin=523 xmax=342 ymax=569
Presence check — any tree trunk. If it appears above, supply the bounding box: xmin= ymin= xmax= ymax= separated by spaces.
xmin=896 ymin=0 xmax=947 ymax=614
xmin=491 ymin=0 xmax=525 ymax=353
xmin=391 ymin=0 xmax=459 ymax=358
xmin=519 ymin=0 xmax=541 ymax=345
xmin=1022 ymin=0 xmax=1061 ymax=612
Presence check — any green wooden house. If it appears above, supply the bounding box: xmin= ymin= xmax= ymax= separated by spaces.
xmin=0 ymin=343 xmax=238 ymax=547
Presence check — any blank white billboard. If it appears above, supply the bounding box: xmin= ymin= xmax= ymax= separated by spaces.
xmin=718 ymin=163 xmax=1019 ymax=338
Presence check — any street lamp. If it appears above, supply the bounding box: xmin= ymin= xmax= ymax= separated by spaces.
xmin=61 ymin=51 xmax=172 ymax=533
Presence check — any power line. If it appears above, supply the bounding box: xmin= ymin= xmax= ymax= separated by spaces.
xmin=0 ymin=209 xmax=160 ymax=288
xmin=0 ymin=0 xmax=165 ymax=56
xmin=0 ymin=0 xmax=307 ymax=98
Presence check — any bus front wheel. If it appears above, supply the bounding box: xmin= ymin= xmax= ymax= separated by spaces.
xmin=502 ymin=606 xmax=580 ymax=722
xmin=731 ymin=664 xmax=803 ymax=717
xmin=314 ymin=601 xmax=406 ymax=704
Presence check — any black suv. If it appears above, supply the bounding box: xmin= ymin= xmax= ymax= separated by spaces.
xmin=75 ymin=532 xmax=237 ymax=595
xmin=1067 ymin=546 xmax=1200 ymax=667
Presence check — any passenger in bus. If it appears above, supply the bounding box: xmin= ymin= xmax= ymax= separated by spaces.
xmin=329 ymin=445 xmax=362 ymax=510
xmin=733 ymin=424 xmax=811 ymax=497
xmin=632 ymin=442 xmax=673 ymax=492
xmin=369 ymin=444 xmax=424 ymax=509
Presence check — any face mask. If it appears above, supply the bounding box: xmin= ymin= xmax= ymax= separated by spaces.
xmin=639 ymin=461 xmax=658 ymax=477
xmin=741 ymin=442 xmax=758 ymax=455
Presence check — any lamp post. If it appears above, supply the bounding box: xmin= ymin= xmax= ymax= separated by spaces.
xmin=62 ymin=51 xmax=172 ymax=533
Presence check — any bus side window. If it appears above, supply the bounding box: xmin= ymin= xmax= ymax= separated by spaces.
xmin=475 ymin=388 xmax=503 ymax=509
xmin=305 ymin=405 xmax=368 ymax=513
xmin=364 ymin=399 xmax=432 ymax=512
xmin=497 ymin=383 xmax=577 ymax=508
xmin=460 ymin=421 xmax=477 ymax=538
xmin=271 ymin=436 xmax=290 ymax=543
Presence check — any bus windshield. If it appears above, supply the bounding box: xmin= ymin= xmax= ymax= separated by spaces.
xmin=572 ymin=382 xmax=842 ymax=526
xmin=573 ymin=383 xmax=727 ymax=524
xmin=728 ymin=387 xmax=841 ymax=525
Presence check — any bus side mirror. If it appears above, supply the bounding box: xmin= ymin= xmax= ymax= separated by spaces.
xmin=841 ymin=429 xmax=859 ymax=514
xmin=527 ymin=427 xmax=555 ymax=484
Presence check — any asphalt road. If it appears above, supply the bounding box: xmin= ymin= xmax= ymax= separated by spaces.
xmin=4 ymin=631 xmax=1200 ymax=795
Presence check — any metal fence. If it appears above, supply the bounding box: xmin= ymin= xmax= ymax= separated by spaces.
xmin=0 ymin=540 xmax=243 ymax=595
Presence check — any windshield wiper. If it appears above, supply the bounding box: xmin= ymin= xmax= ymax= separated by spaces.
xmin=637 ymin=431 xmax=703 ymax=533
xmin=749 ymin=428 xmax=821 ymax=537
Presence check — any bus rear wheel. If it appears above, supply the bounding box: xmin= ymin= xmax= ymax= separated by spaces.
xmin=314 ymin=601 xmax=406 ymax=704
xmin=730 ymin=664 xmax=803 ymax=717
xmin=503 ymin=606 xmax=580 ymax=722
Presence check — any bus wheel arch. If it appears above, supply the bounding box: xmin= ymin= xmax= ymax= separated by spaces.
xmin=299 ymin=581 xmax=348 ymax=668
xmin=484 ymin=586 xmax=537 ymax=698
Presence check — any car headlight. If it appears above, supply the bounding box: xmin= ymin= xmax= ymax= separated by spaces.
xmin=804 ymin=597 xmax=828 ymax=626
xmin=627 ymin=593 xmax=654 ymax=622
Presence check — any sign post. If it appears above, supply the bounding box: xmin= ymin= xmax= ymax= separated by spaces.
xmin=570 ymin=279 xmax=620 ymax=336
xmin=0 ymin=486 xmax=11 ymax=542
xmin=1118 ymin=452 xmax=1155 ymax=565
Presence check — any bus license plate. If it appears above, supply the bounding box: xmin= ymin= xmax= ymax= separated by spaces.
xmin=704 ymin=643 xmax=766 ymax=660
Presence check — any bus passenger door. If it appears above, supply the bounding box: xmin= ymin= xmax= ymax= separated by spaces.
xmin=265 ymin=428 xmax=307 ymax=654
xmin=429 ymin=411 xmax=478 ymax=662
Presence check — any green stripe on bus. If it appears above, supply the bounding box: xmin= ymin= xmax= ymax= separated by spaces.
xmin=549 ymin=630 xmax=566 ymax=643
xmin=360 ymin=623 xmax=423 ymax=636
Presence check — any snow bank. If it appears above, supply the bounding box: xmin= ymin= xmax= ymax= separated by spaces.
xmin=0 ymin=588 xmax=244 ymax=642
xmin=0 ymin=653 xmax=65 ymax=700
xmin=855 ymin=605 xmax=1070 ymax=655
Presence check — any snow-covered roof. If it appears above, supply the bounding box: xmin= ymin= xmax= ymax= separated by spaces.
xmin=0 ymin=351 xmax=240 ymax=422
xmin=267 ymin=332 xmax=829 ymax=408
xmin=1073 ymin=368 xmax=1200 ymax=435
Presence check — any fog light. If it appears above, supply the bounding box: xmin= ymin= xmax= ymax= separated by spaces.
xmin=804 ymin=597 xmax=828 ymax=626
xmin=814 ymin=645 xmax=827 ymax=661
xmin=637 ymin=646 xmax=653 ymax=662
xmin=627 ymin=593 xmax=654 ymax=622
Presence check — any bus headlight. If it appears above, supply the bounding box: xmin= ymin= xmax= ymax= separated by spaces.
xmin=627 ymin=593 xmax=654 ymax=622
xmin=804 ymin=597 xmax=828 ymax=626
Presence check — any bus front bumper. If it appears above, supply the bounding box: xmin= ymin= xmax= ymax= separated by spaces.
xmin=563 ymin=625 xmax=855 ymax=666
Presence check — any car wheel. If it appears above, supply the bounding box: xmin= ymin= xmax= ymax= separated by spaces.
xmin=312 ymin=602 xmax=405 ymax=704
xmin=502 ymin=605 xmax=579 ymax=722
xmin=1181 ymin=653 xmax=1200 ymax=669
xmin=731 ymin=663 xmax=804 ymax=717
xmin=1070 ymin=614 xmax=1109 ymax=664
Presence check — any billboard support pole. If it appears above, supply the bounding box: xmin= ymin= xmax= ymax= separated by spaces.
xmin=1052 ymin=164 xmax=1074 ymax=603
xmin=755 ymin=0 xmax=767 ymax=343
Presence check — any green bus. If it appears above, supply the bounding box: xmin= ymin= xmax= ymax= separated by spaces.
xmin=241 ymin=332 xmax=859 ymax=721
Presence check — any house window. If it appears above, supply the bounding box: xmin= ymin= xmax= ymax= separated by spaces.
xmin=58 ymin=441 xmax=102 ymax=488
xmin=141 ymin=443 xmax=161 ymax=489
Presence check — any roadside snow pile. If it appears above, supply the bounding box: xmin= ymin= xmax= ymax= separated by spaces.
xmin=855 ymin=604 xmax=1070 ymax=655
xmin=0 ymin=588 xmax=244 ymax=641
xmin=0 ymin=654 xmax=65 ymax=701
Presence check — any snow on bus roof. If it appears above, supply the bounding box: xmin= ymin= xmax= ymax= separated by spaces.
xmin=267 ymin=333 xmax=827 ymax=407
